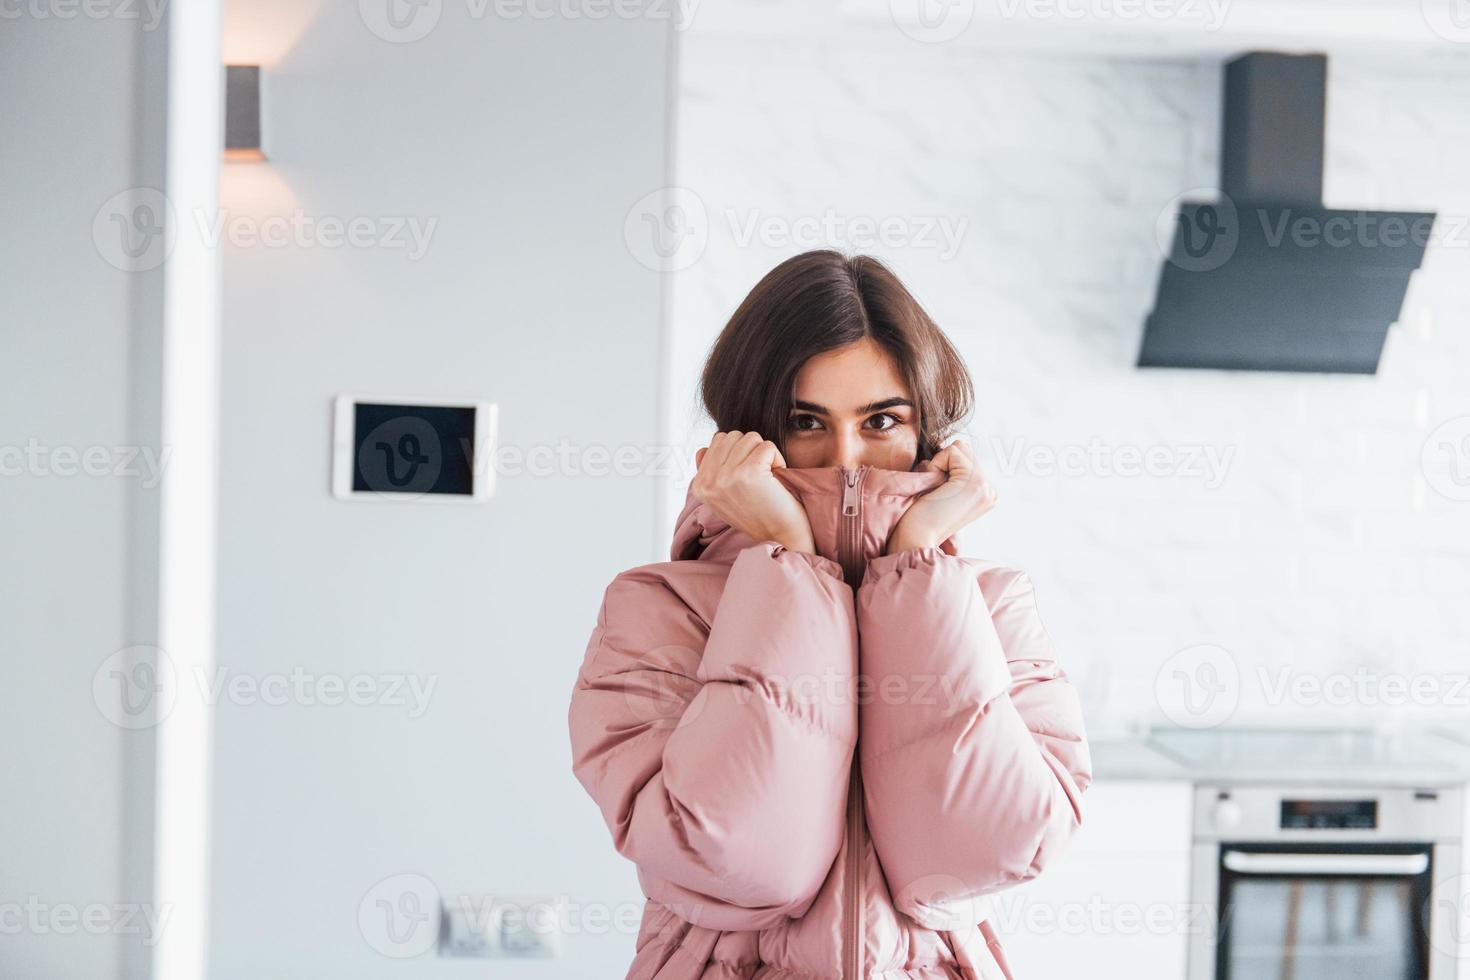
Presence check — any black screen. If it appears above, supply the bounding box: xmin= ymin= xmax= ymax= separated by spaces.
xmin=1279 ymin=798 xmax=1378 ymax=830
xmin=351 ymin=403 xmax=476 ymax=496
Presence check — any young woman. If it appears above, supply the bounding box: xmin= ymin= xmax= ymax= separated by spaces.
xmin=568 ymin=250 xmax=1092 ymax=980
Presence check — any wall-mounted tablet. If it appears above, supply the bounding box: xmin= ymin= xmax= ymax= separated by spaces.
xmin=332 ymin=395 xmax=497 ymax=502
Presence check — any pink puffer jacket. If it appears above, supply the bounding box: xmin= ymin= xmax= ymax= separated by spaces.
xmin=568 ymin=463 xmax=1092 ymax=979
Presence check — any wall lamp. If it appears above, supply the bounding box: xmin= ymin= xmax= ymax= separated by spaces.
xmin=224 ymin=65 xmax=265 ymax=162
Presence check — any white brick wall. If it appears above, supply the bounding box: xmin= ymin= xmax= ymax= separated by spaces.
xmin=661 ymin=32 xmax=1470 ymax=737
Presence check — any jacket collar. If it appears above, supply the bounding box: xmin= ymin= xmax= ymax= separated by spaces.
xmin=670 ymin=463 xmax=959 ymax=571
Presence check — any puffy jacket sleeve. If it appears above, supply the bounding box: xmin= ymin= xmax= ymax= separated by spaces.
xmin=855 ymin=546 xmax=1092 ymax=931
xmin=568 ymin=541 xmax=859 ymax=931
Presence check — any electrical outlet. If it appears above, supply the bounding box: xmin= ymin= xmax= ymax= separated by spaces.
xmin=438 ymin=899 xmax=499 ymax=958
xmin=437 ymin=895 xmax=562 ymax=959
xmin=498 ymin=897 xmax=562 ymax=958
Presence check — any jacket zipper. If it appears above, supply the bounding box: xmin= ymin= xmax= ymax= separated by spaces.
xmin=838 ymin=464 xmax=867 ymax=980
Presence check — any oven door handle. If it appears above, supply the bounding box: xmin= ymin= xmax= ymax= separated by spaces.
xmin=1222 ymin=850 xmax=1429 ymax=876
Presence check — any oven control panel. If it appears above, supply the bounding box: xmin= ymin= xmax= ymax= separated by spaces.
xmin=1193 ymin=784 xmax=1463 ymax=841
xmin=1280 ymin=798 xmax=1378 ymax=830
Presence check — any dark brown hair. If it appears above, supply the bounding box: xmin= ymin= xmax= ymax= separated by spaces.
xmin=699 ymin=250 xmax=974 ymax=465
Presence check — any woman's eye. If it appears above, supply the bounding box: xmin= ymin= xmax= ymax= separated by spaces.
xmin=788 ymin=414 xmax=822 ymax=432
xmin=866 ymin=413 xmax=904 ymax=432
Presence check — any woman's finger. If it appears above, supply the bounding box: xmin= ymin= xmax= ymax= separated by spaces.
xmin=701 ymin=430 xmax=737 ymax=475
xmin=946 ymin=439 xmax=974 ymax=481
xmin=928 ymin=443 xmax=955 ymax=475
xmin=719 ymin=430 xmax=766 ymax=474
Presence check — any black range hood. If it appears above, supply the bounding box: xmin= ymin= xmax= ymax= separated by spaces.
xmin=1139 ymin=52 xmax=1435 ymax=375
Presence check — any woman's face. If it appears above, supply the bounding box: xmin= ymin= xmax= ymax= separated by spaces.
xmin=783 ymin=337 xmax=920 ymax=471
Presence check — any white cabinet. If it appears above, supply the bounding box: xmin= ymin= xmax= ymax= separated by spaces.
xmin=986 ymin=780 xmax=1194 ymax=980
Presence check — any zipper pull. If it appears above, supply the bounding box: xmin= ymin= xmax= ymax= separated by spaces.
xmin=842 ymin=467 xmax=861 ymax=516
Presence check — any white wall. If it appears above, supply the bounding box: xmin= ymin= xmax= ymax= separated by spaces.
xmin=210 ymin=2 xmax=674 ymax=977
xmin=663 ymin=30 xmax=1470 ymax=739
xmin=0 ymin=11 xmax=166 ymax=980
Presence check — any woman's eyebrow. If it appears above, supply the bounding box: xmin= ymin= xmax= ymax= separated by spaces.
xmin=791 ymin=397 xmax=913 ymax=415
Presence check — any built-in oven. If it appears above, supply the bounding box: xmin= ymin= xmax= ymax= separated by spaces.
xmin=1188 ymin=784 xmax=1464 ymax=980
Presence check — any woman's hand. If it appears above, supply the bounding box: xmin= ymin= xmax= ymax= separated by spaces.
xmin=887 ymin=439 xmax=997 ymax=554
xmin=692 ymin=431 xmax=816 ymax=554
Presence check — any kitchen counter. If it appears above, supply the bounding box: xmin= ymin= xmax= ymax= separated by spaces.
xmin=1090 ymin=727 xmax=1470 ymax=788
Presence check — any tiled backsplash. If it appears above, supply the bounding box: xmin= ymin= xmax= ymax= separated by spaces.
xmin=663 ymin=35 xmax=1470 ymax=738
